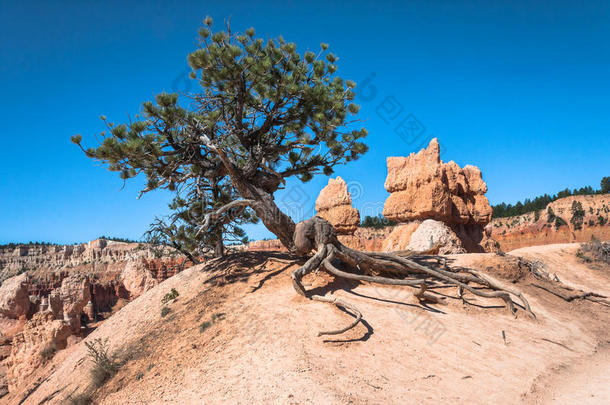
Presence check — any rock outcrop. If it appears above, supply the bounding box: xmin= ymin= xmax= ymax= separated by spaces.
xmin=0 ymin=274 xmax=30 ymax=319
xmin=48 ymin=274 xmax=91 ymax=333
xmin=383 ymin=138 xmax=492 ymax=225
xmin=120 ymin=260 xmax=158 ymax=299
xmin=382 ymin=138 xmax=495 ymax=252
xmin=315 ymin=177 xmax=360 ymax=235
xmin=246 ymin=239 xmax=287 ymax=252
xmin=339 ymin=227 xmax=395 ymax=252
xmin=5 ymin=311 xmax=71 ymax=392
xmin=491 ymin=194 xmax=610 ymax=251
xmin=405 ymin=219 xmax=465 ymax=254
xmin=381 ymin=222 xmax=421 ymax=252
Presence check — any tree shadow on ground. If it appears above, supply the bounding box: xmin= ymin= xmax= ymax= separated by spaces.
xmin=201 ymin=251 xmax=303 ymax=288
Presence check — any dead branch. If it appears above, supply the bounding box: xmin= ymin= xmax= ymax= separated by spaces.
xmin=196 ymin=199 xmax=255 ymax=235
xmin=530 ymin=283 xmax=610 ymax=306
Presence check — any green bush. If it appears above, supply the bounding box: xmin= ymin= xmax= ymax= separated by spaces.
xmin=554 ymin=216 xmax=567 ymax=229
xmin=161 ymin=307 xmax=171 ymax=317
xmin=84 ymin=338 xmax=121 ymax=388
xmin=570 ymin=201 xmax=585 ymax=230
xmin=200 ymin=313 xmax=224 ymax=333
xmin=161 ymin=288 xmax=179 ymax=304
xmin=199 ymin=321 xmax=212 ymax=333
xmin=65 ymin=393 xmax=93 ymax=405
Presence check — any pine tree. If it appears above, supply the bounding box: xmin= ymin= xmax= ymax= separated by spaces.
xmin=601 ymin=176 xmax=610 ymax=194
xmin=74 ymin=17 xmax=536 ymax=336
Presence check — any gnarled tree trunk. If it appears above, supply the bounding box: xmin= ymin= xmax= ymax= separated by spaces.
xmin=214 ymin=237 xmax=225 ymax=258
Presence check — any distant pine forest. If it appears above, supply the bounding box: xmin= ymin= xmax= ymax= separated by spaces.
xmin=492 ymin=176 xmax=609 ymax=218
xmin=0 ymin=236 xmax=141 ymax=250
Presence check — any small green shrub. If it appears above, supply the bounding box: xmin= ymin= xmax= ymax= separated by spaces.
xmin=554 ymin=216 xmax=567 ymax=229
xmin=65 ymin=393 xmax=93 ymax=405
xmin=200 ymin=312 xmax=225 ymax=333
xmin=161 ymin=288 xmax=179 ymax=304
xmin=199 ymin=321 xmax=212 ymax=333
xmin=547 ymin=207 xmax=555 ymax=223
xmin=578 ymin=236 xmax=610 ymax=264
xmin=161 ymin=307 xmax=171 ymax=317
xmin=84 ymin=338 xmax=121 ymax=388
xmin=576 ymin=250 xmax=592 ymax=263
xmin=135 ymin=372 xmax=144 ymax=381
xmin=40 ymin=343 xmax=56 ymax=361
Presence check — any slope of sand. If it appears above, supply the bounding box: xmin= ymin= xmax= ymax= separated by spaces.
xmin=7 ymin=244 xmax=609 ymax=404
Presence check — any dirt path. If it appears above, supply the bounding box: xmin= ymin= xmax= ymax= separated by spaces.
xmin=511 ymin=243 xmax=610 ymax=296
xmin=6 ymin=244 xmax=609 ymax=404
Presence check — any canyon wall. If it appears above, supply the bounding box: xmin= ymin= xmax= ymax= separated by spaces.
xmin=0 ymin=240 xmax=192 ymax=396
xmin=491 ymin=194 xmax=610 ymax=251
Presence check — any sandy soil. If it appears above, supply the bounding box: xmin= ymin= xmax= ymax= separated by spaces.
xmin=6 ymin=243 xmax=609 ymax=405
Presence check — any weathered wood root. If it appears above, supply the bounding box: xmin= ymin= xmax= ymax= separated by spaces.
xmin=530 ymin=283 xmax=610 ymax=306
xmin=290 ymin=216 xmax=537 ymax=337
xmin=310 ymin=295 xmax=362 ymax=336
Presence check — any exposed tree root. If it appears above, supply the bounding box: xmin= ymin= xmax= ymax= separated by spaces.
xmin=310 ymin=295 xmax=362 ymax=336
xmin=530 ymin=283 xmax=610 ymax=306
xmin=520 ymin=257 xmax=610 ymax=307
xmin=291 ymin=216 xmax=536 ymax=336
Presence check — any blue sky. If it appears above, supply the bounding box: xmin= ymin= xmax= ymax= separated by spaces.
xmin=1 ymin=0 xmax=609 ymax=244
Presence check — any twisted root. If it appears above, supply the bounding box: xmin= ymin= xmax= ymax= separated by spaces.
xmin=291 ymin=216 xmax=536 ymax=337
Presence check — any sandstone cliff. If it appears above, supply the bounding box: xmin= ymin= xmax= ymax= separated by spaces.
xmin=491 ymin=194 xmax=610 ymax=251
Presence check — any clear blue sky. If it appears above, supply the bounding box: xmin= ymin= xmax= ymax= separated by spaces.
xmin=1 ymin=0 xmax=609 ymax=244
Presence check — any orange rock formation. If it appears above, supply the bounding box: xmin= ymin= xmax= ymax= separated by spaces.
xmin=315 ymin=177 xmax=360 ymax=234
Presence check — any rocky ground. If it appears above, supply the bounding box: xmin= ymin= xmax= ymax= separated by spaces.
xmin=4 ymin=242 xmax=608 ymax=404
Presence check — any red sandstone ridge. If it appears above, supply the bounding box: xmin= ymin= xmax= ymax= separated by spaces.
xmin=382 ymin=138 xmax=496 ymax=252
xmin=315 ymin=176 xmax=360 ymax=234
xmin=491 ymin=194 xmax=610 ymax=251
